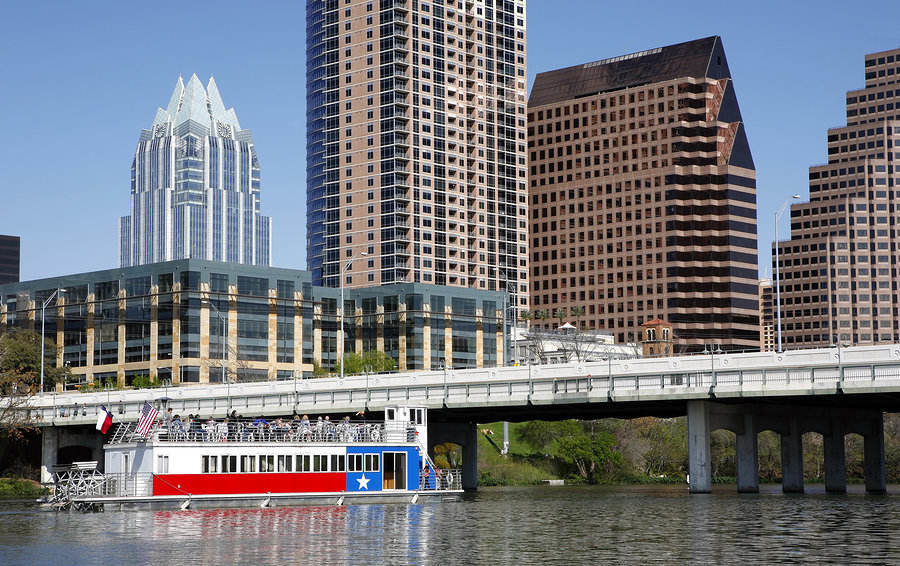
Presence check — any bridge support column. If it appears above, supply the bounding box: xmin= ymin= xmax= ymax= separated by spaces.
xmin=41 ymin=427 xmax=59 ymax=484
xmin=780 ymin=416 xmax=804 ymax=493
xmin=461 ymin=423 xmax=478 ymax=491
xmin=735 ymin=413 xmax=758 ymax=493
xmin=824 ymin=418 xmax=846 ymax=494
xmin=687 ymin=400 xmax=711 ymax=494
xmin=864 ymin=414 xmax=886 ymax=494
xmin=428 ymin=421 xmax=479 ymax=491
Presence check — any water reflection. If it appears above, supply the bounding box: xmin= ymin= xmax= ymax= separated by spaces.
xmin=0 ymin=486 xmax=897 ymax=565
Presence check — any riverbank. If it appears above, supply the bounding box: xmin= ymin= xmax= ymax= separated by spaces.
xmin=0 ymin=478 xmax=46 ymax=500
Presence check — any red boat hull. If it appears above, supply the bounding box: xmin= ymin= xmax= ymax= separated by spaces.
xmin=152 ymin=473 xmax=347 ymax=496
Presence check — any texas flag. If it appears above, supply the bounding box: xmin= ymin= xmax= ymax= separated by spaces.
xmin=95 ymin=405 xmax=113 ymax=434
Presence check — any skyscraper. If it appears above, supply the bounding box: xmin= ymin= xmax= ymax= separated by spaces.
xmin=775 ymin=47 xmax=900 ymax=348
xmin=120 ymin=75 xmax=272 ymax=268
xmin=0 ymin=235 xmax=20 ymax=284
xmin=527 ymin=37 xmax=759 ymax=351
xmin=306 ymin=0 xmax=530 ymax=316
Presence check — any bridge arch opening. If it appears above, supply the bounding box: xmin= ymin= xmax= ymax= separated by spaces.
xmin=709 ymin=429 xmax=735 ymax=480
xmin=802 ymin=432 xmax=824 ymax=483
xmin=756 ymin=429 xmax=783 ymax=483
xmin=431 ymin=442 xmax=462 ymax=470
xmin=57 ymin=445 xmax=94 ymax=467
xmin=845 ymin=432 xmax=865 ymax=480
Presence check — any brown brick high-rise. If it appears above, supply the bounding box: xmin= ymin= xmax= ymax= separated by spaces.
xmin=306 ymin=0 xmax=530 ymax=317
xmin=775 ymin=47 xmax=900 ymax=348
xmin=527 ymin=36 xmax=758 ymax=352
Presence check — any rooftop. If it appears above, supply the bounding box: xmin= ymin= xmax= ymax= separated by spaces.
xmin=529 ymin=36 xmax=724 ymax=107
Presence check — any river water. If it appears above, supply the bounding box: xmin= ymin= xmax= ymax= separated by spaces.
xmin=1 ymin=484 xmax=897 ymax=565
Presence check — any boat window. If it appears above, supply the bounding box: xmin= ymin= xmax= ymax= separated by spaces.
xmin=278 ymin=455 xmax=293 ymax=472
xmin=313 ymin=454 xmax=328 ymax=472
xmin=202 ymin=455 xmax=218 ymax=473
xmin=348 ymin=454 xmax=363 ymax=472
xmin=241 ymin=455 xmax=256 ymax=473
xmin=365 ymin=453 xmax=380 ymax=472
xmin=221 ymin=455 xmax=237 ymax=473
xmin=297 ymin=454 xmax=311 ymax=472
xmin=331 ymin=454 xmax=346 ymax=472
xmin=387 ymin=408 xmax=396 ymax=421
xmin=259 ymin=455 xmax=274 ymax=473
xmin=157 ymin=455 xmax=169 ymax=474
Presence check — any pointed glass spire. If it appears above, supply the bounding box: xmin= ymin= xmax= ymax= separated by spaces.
xmin=165 ymin=76 xmax=184 ymax=118
xmin=207 ymin=76 xmax=228 ymax=124
xmin=174 ymin=74 xmax=211 ymax=129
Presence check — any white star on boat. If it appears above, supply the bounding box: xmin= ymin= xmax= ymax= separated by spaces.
xmin=356 ymin=475 xmax=370 ymax=490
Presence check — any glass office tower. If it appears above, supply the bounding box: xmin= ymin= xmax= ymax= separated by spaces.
xmin=120 ymin=74 xmax=272 ymax=268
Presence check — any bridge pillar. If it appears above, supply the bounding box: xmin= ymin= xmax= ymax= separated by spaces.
xmin=429 ymin=421 xmax=479 ymax=491
xmin=735 ymin=413 xmax=759 ymax=493
xmin=780 ymin=416 xmax=804 ymax=493
xmin=824 ymin=418 xmax=846 ymax=494
xmin=461 ymin=423 xmax=478 ymax=490
xmin=40 ymin=427 xmax=59 ymax=484
xmin=864 ymin=413 xmax=886 ymax=494
xmin=687 ymin=400 xmax=711 ymax=494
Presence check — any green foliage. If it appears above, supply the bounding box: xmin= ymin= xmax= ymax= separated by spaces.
xmin=129 ymin=374 xmax=158 ymax=389
xmin=0 ymin=477 xmax=47 ymax=499
xmin=0 ymin=329 xmax=69 ymax=394
xmin=311 ymin=361 xmax=330 ymax=377
xmin=337 ymin=350 xmax=397 ymax=376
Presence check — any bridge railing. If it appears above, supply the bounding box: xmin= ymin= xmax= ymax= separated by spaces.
xmin=17 ymin=344 xmax=900 ymax=426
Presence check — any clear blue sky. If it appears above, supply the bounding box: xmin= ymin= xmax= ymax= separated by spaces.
xmin=1 ymin=0 xmax=897 ymax=281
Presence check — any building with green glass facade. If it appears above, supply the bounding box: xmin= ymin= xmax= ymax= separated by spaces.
xmin=0 ymin=260 xmax=505 ymax=390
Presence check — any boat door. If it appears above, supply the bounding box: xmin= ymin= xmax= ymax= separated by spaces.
xmin=382 ymin=452 xmax=407 ymax=490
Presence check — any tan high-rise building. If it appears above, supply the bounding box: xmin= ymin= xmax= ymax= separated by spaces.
xmin=306 ymin=0 xmax=530 ymax=317
xmin=775 ymin=47 xmax=900 ymax=349
xmin=527 ymin=36 xmax=759 ymax=352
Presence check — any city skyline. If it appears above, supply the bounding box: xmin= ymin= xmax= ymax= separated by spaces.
xmin=1 ymin=0 xmax=898 ymax=281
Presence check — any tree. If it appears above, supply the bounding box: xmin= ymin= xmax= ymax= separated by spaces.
xmin=570 ymin=306 xmax=585 ymax=329
xmin=336 ymin=350 xmax=397 ymax=376
xmin=553 ymin=307 xmax=567 ymax=327
xmin=519 ymin=310 xmax=533 ymax=328
xmin=0 ymin=330 xmax=70 ymax=434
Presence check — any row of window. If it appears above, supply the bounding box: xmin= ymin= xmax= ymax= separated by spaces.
xmin=195 ymin=453 xmax=381 ymax=474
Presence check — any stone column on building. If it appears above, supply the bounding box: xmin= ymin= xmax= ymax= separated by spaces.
xmin=313 ymin=303 xmax=323 ymax=367
xmin=496 ymin=308 xmax=504 ymax=366
xmin=199 ymin=283 xmax=211 ymax=384
xmin=376 ymin=304 xmax=385 ymax=353
xmin=398 ymin=303 xmax=408 ymax=372
xmin=227 ymin=284 xmax=238 ymax=382
xmin=149 ymin=285 xmax=159 ymax=382
xmin=116 ymin=289 xmax=126 ymax=386
xmin=444 ymin=305 xmax=453 ymax=368
xmin=422 ymin=303 xmax=432 ymax=371
xmin=171 ymin=283 xmax=182 ymax=384
xmin=354 ymin=306 xmax=363 ymax=355
xmin=55 ymin=298 xmax=65 ymax=391
xmin=475 ymin=308 xmax=484 ymax=367
xmin=268 ymin=288 xmax=278 ymax=380
xmin=85 ymin=293 xmax=95 ymax=383
xmin=294 ymin=291 xmax=304 ymax=374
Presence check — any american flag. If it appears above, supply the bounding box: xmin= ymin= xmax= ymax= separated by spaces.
xmin=136 ymin=401 xmax=159 ymax=438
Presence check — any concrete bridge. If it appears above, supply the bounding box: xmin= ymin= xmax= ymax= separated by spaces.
xmin=23 ymin=344 xmax=900 ymax=494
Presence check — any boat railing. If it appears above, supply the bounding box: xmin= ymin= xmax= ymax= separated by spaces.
xmin=107 ymin=418 xmax=401 ymax=445
xmin=418 ymin=468 xmax=462 ymax=491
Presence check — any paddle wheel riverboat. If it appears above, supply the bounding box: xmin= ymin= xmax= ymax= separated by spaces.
xmin=49 ymin=407 xmax=461 ymax=511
